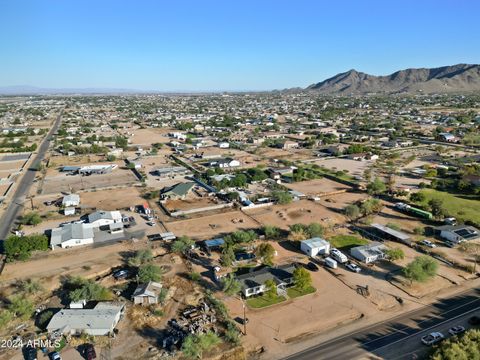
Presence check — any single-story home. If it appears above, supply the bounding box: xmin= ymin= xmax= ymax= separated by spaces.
xmin=350 ymin=242 xmax=387 ymax=264
xmin=62 ymin=194 xmax=80 ymax=207
xmin=132 ymin=281 xmax=163 ymax=306
xmin=207 ymin=158 xmax=240 ymax=169
xmin=300 ymin=238 xmax=331 ymax=257
xmin=160 ymin=182 xmax=195 ymax=200
xmin=237 ymin=263 xmax=296 ymax=298
xmin=437 ymin=225 xmax=480 ymax=243
xmin=46 ymin=302 xmax=125 ymax=336
xmin=88 ymin=210 xmax=123 ymax=228
xmin=50 ymin=223 xmax=94 ymax=249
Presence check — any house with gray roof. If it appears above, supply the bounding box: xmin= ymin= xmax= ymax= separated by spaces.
xmin=46 ymin=302 xmax=125 ymax=336
xmin=350 ymin=242 xmax=387 ymax=264
xmin=50 ymin=223 xmax=94 ymax=249
xmin=132 ymin=281 xmax=163 ymax=306
xmin=236 ymin=264 xmax=296 ymax=298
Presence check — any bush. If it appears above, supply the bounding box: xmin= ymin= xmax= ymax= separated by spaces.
xmin=171 ymin=236 xmax=194 ymax=254
xmin=256 ymin=243 xmax=275 ymax=266
xmin=37 ymin=310 xmax=54 ymax=329
xmin=4 ymin=234 xmax=49 ymax=261
xmin=129 ymin=249 xmax=153 ymax=266
xmin=8 ymin=296 xmax=34 ymax=319
xmin=224 ymin=321 xmax=241 ymax=345
xmin=271 ymin=190 xmax=292 ymax=204
xmin=344 ymin=204 xmax=360 ymax=220
xmin=293 ymin=267 xmax=312 ymax=291
xmin=0 ymin=310 xmax=13 ymax=328
xmin=21 ymin=212 xmax=42 ymax=226
xmin=137 ymin=264 xmax=163 ymax=283
xmin=403 ymin=256 xmax=438 ymax=283
xmin=385 ymin=248 xmax=405 ymax=262
xmin=182 ymin=331 xmax=221 ymax=359
xmin=66 ymin=277 xmax=113 ymax=302
xmin=263 ymin=225 xmax=281 ymax=240
xmin=430 ymin=329 xmax=480 ymax=359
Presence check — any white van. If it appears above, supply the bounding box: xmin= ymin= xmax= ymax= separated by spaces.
xmin=330 ymin=248 xmax=348 ymax=264
xmin=325 ymin=257 xmax=337 ymax=269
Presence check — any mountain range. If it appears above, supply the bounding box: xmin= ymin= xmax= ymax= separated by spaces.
xmin=306 ymin=64 xmax=480 ymax=94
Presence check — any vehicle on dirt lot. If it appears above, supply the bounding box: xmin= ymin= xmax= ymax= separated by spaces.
xmin=346 ymin=263 xmax=361 ymax=273
xmin=306 ymin=262 xmax=319 ymax=272
xmin=420 ymin=239 xmax=436 ymax=248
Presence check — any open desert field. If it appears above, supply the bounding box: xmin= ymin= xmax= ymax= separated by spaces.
xmin=285 ymin=178 xmax=351 ymax=196
xmin=314 ymin=157 xmax=374 ymax=177
xmin=245 ymin=199 xmax=346 ymax=230
xmin=165 ymin=210 xmax=260 ymax=240
xmin=128 ymin=128 xmax=172 ymax=146
xmin=41 ymin=169 xmax=139 ymax=195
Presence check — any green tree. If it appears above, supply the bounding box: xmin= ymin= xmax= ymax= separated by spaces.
xmin=263 ymin=225 xmax=281 ymax=240
xmin=360 ymin=198 xmax=383 ymax=216
xmin=138 ymin=264 xmax=163 ymax=283
xmin=293 ymin=267 xmax=312 ymax=291
xmin=220 ymin=244 xmax=235 ymax=267
xmin=430 ymin=329 xmax=480 ymax=360
xmin=0 ymin=310 xmax=13 ymax=328
xmin=8 ymin=296 xmax=34 ymax=319
xmin=171 ymin=236 xmax=194 ymax=254
xmin=256 ymin=243 xmax=276 ymax=266
xmin=182 ymin=331 xmax=221 ymax=359
xmin=403 ymin=256 xmax=438 ymax=283
xmin=224 ymin=322 xmax=241 ymax=345
xmin=4 ymin=234 xmax=49 ymax=261
xmin=66 ymin=277 xmax=113 ymax=302
xmin=21 ymin=212 xmax=42 ymax=225
xmin=428 ymin=198 xmax=447 ymax=219
xmin=366 ymin=178 xmax=387 ymax=195
xmin=264 ymin=279 xmax=277 ymax=299
xmin=307 ymin=222 xmax=324 ymax=238
xmin=385 ymin=248 xmax=405 ymax=262
xmin=129 ymin=249 xmax=153 ymax=266
xmin=271 ymin=190 xmax=293 ymax=204
xmin=221 ymin=274 xmax=241 ymax=296
xmin=344 ymin=204 xmax=361 ymax=220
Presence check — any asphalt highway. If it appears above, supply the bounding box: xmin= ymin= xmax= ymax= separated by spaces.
xmin=0 ymin=110 xmax=63 ymax=245
xmin=282 ymin=287 xmax=480 ymax=360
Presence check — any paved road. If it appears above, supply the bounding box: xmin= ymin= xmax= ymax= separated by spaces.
xmin=0 ymin=110 xmax=63 ymax=244
xmin=282 ymin=287 xmax=480 ymax=360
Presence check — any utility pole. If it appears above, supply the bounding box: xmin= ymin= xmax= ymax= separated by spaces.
xmin=243 ymin=302 xmax=247 ymax=335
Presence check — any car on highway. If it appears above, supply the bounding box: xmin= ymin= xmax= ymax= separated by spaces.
xmin=421 ymin=332 xmax=444 ymax=345
xmin=448 ymin=326 xmax=465 ymax=336
xmin=420 ymin=239 xmax=436 ymax=248
xmin=346 ymin=263 xmax=361 ymax=273
xmin=469 ymin=315 xmax=480 ymax=325
xmin=306 ymin=262 xmax=319 ymax=272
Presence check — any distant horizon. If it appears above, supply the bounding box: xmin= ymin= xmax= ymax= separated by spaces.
xmin=1 ymin=62 xmax=479 ymax=94
xmin=1 ymin=0 xmax=479 ymax=91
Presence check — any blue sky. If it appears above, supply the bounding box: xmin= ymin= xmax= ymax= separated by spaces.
xmin=0 ymin=0 xmax=478 ymax=91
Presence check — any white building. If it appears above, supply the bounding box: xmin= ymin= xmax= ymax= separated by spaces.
xmin=350 ymin=242 xmax=387 ymax=264
xmin=50 ymin=223 xmax=94 ymax=249
xmin=62 ymin=194 xmax=80 ymax=207
xmin=300 ymin=238 xmax=331 ymax=257
xmin=47 ymin=302 xmax=125 ymax=336
xmin=437 ymin=225 xmax=480 ymax=243
xmin=218 ymin=142 xmax=230 ymax=148
xmin=88 ymin=210 xmax=123 ymax=228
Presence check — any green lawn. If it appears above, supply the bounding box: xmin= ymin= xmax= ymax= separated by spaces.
xmin=287 ymin=286 xmax=316 ymax=299
xmin=329 ymin=235 xmax=368 ymax=250
xmin=416 ymin=189 xmax=480 ymax=224
xmin=246 ymin=295 xmax=286 ymax=308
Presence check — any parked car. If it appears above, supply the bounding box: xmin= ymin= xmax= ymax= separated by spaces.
xmin=469 ymin=315 xmax=480 ymax=325
xmin=146 ymin=221 xmax=156 ymax=226
xmin=84 ymin=344 xmax=96 ymax=360
xmin=49 ymin=352 xmax=62 ymax=360
xmin=24 ymin=347 xmax=37 ymax=360
xmin=448 ymin=326 xmax=466 ymax=336
xmin=324 ymin=257 xmax=337 ymax=269
xmin=306 ymin=262 xmax=319 ymax=272
xmin=346 ymin=263 xmax=361 ymax=273
xmin=113 ymin=269 xmax=130 ymax=280
xmin=444 ymin=241 xmax=457 ymax=248
xmin=421 ymin=332 xmax=444 ymax=345
xmin=420 ymin=240 xmax=436 ymax=248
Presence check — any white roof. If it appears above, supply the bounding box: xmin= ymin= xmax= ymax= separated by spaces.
xmin=302 ymin=237 xmax=330 ymax=248
xmin=47 ymin=302 xmax=124 ymax=333
xmin=62 ymin=194 xmax=80 ymax=204
xmin=88 ymin=210 xmax=122 ymax=223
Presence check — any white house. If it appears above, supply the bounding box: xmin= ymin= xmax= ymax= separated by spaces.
xmin=132 ymin=281 xmax=163 ymax=306
xmin=62 ymin=194 xmax=80 ymax=207
xmin=350 ymin=242 xmax=387 ymax=264
xmin=47 ymin=302 xmax=125 ymax=336
xmin=50 ymin=223 xmax=94 ymax=249
xmin=88 ymin=210 xmax=123 ymax=228
xmin=218 ymin=142 xmax=230 ymax=149
xmin=300 ymin=238 xmax=331 ymax=257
